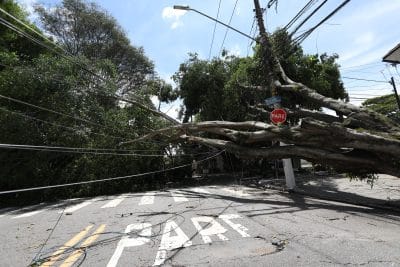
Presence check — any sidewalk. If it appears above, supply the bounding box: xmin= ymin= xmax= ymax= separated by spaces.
xmin=294 ymin=173 xmax=400 ymax=211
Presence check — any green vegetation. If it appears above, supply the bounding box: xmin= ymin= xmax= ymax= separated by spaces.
xmin=173 ymin=29 xmax=348 ymax=123
xmin=0 ymin=0 xmax=180 ymax=206
xmin=362 ymin=94 xmax=399 ymax=123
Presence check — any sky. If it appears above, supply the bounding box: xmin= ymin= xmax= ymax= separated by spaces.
xmin=17 ymin=0 xmax=400 ymax=118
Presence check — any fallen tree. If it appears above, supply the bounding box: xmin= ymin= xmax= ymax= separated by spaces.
xmin=124 ymin=0 xmax=400 ymax=177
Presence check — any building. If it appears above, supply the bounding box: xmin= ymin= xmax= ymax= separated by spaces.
xmin=383 ymin=43 xmax=400 ymax=64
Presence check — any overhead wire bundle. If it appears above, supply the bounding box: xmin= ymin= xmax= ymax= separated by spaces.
xmin=293 ymin=0 xmax=351 ymax=44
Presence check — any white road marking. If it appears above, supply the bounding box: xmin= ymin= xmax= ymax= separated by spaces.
xmin=101 ymin=195 xmax=126 ymax=208
xmin=171 ymin=191 xmax=188 ymax=202
xmin=59 ymin=200 xmax=92 ymax=214
xmin=191 ymin=216 xmax=229 ymax=243
xmin=190 ymin=188 xmax=211 ymax=194
xmin=153 ymin=220 xmax=192 ymax=266
xmin=12 ymin=210 xmax=45 ymax=219
xmin=219 ymin=214 xmax=250 ymax=237
xmin=107 ymin=223 xmax=152 ymax=267
xmin=139 ymin=192 xmax=155 ymax=205
xmin=222 ymin=187 xmax=250 ymax=197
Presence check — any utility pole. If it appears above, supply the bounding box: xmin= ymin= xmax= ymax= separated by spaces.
xmin=390 ymin=77 xmax=400 ymax=111
xmin=253 ymin=0 xmax=296 ymax=190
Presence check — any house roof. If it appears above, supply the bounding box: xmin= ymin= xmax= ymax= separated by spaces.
xmin=383 ymin=43 xmax=400 ymax=64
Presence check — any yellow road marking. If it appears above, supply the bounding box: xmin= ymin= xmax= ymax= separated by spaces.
xmin=60 ymin=224 xmax=106 ymax=267
xmin=40 ymin=225 xmax=94 ymax=267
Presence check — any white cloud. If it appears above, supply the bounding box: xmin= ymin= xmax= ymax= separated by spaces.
xmin=230 ymin=44 xmax=242 ymax=56
xmin=338 ymin=32 xmax=376 ymax=64
xmin=340 ymin=1 xmax=400 ymax=24
xmin=341 ymin=44 xmax=394 ymax=68
xmin=171 ymin=21 xmax=183 ymax=29
xmin=161 ymin=6 xmax=186 ymax=30
xmin=354 ymin=32 xmax=375 ymax=46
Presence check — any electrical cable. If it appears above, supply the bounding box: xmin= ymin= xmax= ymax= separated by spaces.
xmin=342 ymin=76 xmax=388 ymax=83
xmin=0 ymin=106 xmax=129 ymax=141
xmin=208 ymin=0 xmax=222 ymax=60
xmin=246 ymin=17 xmax=257 ymax=57
xmin=293 ymin=0 xmax=351 ymax=44
xmin=0 ymin=65 xmax=182 ymax=147
xmin=284 ymin=0 xmax=317 ymax=30
xmin=289 ymin=0 xmax=327 ymax=36
xmin=395 ymin=65 xmax=400 ymax=81
xmin=0 ymin=24 xmax=182 ymax=147
xmin=0 ymin=143 xmax=214 ymax=157
xmin=348 ymin=93 xmax=383 ymax=97
xmin=0 ymin=7 xmax=178 ymax=125
xmin=0 ymin=93 xmax=134 ymax=139
xmin=0 ymin=6 xmax=72 ymax=56
xmin=30 ymin=205 xmax=66 ymax=266
xmin=267 ymin=0 xmax=278 ymax=9
xmin=219 ymin=0 xmax=239 ymax=56
xmin=0 ymin=150 xmax=225 ymax=195
xmin=0 ymin=7 xmax=217 ymax=153
xmin=339 ymin=62 xmax=382 ymax=70
xmin=31 ymin=196 xmax=211 ymax=266
xmin=0 ymin=105 xmax=213 ymax=150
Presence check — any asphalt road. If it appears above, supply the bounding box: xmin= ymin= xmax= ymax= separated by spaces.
xmin=1 ymin=185 xmax=400 ymax=266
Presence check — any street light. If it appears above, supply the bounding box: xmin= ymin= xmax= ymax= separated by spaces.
xmin=173 ymin=5 xmax=257 ymax=42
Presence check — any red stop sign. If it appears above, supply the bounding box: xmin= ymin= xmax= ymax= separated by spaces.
xmin=270 ymin=109 xmax=287 ymax=124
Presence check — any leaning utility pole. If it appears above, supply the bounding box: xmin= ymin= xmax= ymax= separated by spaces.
xmin=390 ymin=77 xmax=400 ymax=111
xmin=253 ymin=0 xmax=296 ymax=190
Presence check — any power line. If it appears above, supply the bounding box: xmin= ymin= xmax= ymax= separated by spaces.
xmin=267 ymin=0 xmax=278 ymax=9
xmin=339 ymin=62 xmax=382 ymax=70
xmin=246 ymin=17 xmax=257 ymax=56
xmin=0 ymin=64 xmax=173 ymax=144
xmin=290 ymin=0 xmax=328 ymax=36
xmin=0 ymin=102 xmax=211 ymax=150
xmin=0 ymin=106 xmax=199 ymax=149
xmin=0 ymin=106 xmax=128 ymax=141
xmin=0 ymin=143 xmax=211 ymax=157
xmin=348 ymin=93 xmax=385 ymax=97
xmin=0 ymin=7 xmax=71 ymax=56
xmin=342 ymin=76 xmax=389 ymax=83
xmin=346 ymin=84 xmax=387 ymax=88
xmin=0 ymin=7 xmax=178 ymax=124
xmin=0 ymin=16 xmax=183 ymax=148
xmin=0 ymin=150 xmax=225 ymax=195
xmin=219 ymin=0 xmax=239 ymax=56
xmin=0 ymin=93 xmax=132 ymax=139
xmin=285 ymin=0 xmax=317 ymax=30
xmin=293 ymin=0 xmax=351 ymax=44
xmin=208 ymin=0 xmax=222 ymax=60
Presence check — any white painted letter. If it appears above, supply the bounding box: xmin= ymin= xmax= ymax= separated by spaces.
xmin=153 ymin=220 xmax=192 ymax=266
xmin=191 ymin=216 xmax=229 ymax=244
xmin=219 ymin=214 xmax=250 ymax=237
xmin=107 ymin=223 xmax=152 ymax=267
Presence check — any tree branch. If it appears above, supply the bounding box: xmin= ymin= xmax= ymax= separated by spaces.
xmin=183 ymin=135 xmax=399 ymax=176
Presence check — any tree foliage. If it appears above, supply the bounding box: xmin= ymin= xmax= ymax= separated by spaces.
xmin=35 ymin=0 xmax=154 ymax=95
xmin=142 ymin=20 xmax=400 ymax=178
xmin=363 ymin=94 xmax=400 ymax=123
xmin=173 ymin=30 xmax=348 ymax=123
xmin=0 ymin=0 xmax=178 ymax=205
xmin=0 ymin=0 xmax=44 ymax=62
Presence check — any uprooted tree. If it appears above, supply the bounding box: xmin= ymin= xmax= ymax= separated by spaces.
xmin=125 ymin=0 xmax=400 ymax=177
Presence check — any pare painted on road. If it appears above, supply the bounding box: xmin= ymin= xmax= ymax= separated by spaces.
xmin=107 ymin=213 xmax=250 ymax=266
